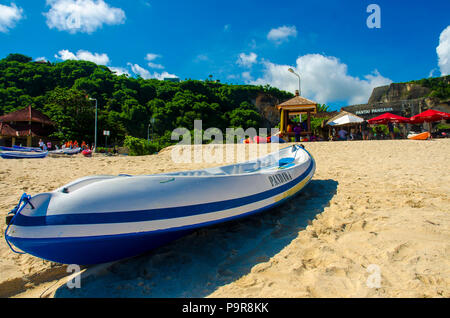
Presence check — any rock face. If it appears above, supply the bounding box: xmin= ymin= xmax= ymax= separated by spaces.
xmin=343 ymin=77 xmax=450 ymax=118
xmin=368 ymin=83 xmax=431 ymax=104
xmin=252 ymin=92 xmax=281 ymax=128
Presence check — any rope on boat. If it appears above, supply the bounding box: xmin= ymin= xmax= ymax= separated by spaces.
xmin=4 ymin=193 xmax=32 ymax=254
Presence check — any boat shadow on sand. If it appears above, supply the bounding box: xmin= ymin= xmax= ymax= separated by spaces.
xmin=55 ymin=179 xmax=338 ymax=298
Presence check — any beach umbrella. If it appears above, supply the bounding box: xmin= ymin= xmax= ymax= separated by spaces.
xmin=409 ymin=109 xmax=450 ymax=124
xmin=368 ymin=112 xmax=411 ymax=125
xmin=327 ymin=114 xmax=364 ymax=126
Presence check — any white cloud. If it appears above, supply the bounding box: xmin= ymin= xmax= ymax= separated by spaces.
xmin=44 ymin=0 xmax=126 ymax=34
xmin=145 ymin=53 xmax=160 ymax=61
xmin=35 ymin=57 xmax=48 ymax=62
xmin=127 ymin=63 xmax=177 ymax=80
xmin=267 ymin=25 xmax=297 ymax=44
xmin=241 ymin=71 xmax=252 ymax=81
xmin=250 ymin=54 xmax=392 ymax=105
xmin=153 ymin=71 xmax=178 ymax=80
xmin=0 ymin=3 xmax=24 ymax=33
xmin=437 ymin=25 xmax=450 ymax=76
xmin=428 ymin=68 xmax=436 ymax=78
xmin=147 ymin=62 xmax=164 ymax=69
xmin=144 ymin=53 xmax=164 ymax=69
xmin=194 ymin=54 xmax=209 ymax=63
xmin=128 ymin=63 xmax=151 ymax=79
xmin=236 ymin=52 xmax=258 ymax=68
xmin=108 ymin=66 xmax=129 ymax=76
xmin=55 ymin=49 xmax=110 ymax=65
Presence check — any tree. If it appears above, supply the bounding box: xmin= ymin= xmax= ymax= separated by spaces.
xmin=43 ymin=87 xmax=95 ymax=141
xmin=317 ymin=104 xmax=331 ymax=112
xmin=0 ymin=52 xmax=299 ymax=151
xmin=5 ymin=53 xmax=32 ymax=63
xmin=228 ymin=108 xmax=262 ymax=129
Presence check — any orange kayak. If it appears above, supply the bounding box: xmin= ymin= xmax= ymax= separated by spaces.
xmin=408 ymin=132 xmax=430 ymax=140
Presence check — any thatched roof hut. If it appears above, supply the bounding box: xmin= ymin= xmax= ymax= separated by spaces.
xmin=276 ymin=90 xmax=318 ymax=138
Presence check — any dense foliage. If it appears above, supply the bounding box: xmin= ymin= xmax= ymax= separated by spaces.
xmin=0 ymin=53 xmax=292 ymax=150
xmin=409 ymin=75 xmax=450 ymax=100
xmin=123 ymin=136 xmax=160 ymax=156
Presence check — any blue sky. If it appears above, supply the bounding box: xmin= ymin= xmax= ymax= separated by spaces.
xmin=1 ymin=0 xmax=449 ymax=109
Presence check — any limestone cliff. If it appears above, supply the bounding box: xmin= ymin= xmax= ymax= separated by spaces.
xmin=368 ymin=83 xmax=431 ymax=104
xmin=252 ymin=92 xmax=282 ymax=128
xmin=367 ymin=76 xmax=450 ymax=113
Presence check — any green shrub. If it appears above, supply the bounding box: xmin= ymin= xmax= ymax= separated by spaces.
xmin=123 ymin=136 xmax=159 ymax=156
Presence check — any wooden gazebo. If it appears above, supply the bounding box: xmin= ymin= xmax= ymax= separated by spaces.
xmin=0 ymin=105 xmax=54 ymax=147
xmin=276 ymin=90 xmax=317 ymax=140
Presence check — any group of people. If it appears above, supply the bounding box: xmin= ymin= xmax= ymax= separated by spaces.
xmin=330 ymin=121 xmax=398 ymax=141
xmin=286 ymin=121 xmax=308 ymax=142
xmin=38 ymin=139 xmax=52 ymax=151
xmin=38 ymin=139 xmax=92 ymax=151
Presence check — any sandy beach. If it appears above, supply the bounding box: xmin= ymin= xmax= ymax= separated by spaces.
xmin=1 ymin=139 xmax=449 ymax=298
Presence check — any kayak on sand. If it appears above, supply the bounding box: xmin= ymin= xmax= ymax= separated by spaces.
xmin=5 ymin=144 xmax=315 ymax=265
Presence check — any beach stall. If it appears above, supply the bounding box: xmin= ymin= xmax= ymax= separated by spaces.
xmin=276 ymin=90 xmax=317 ymax=141
xmin=367 ymin=113 xmax=411 ymax=138
xmin=0 ymin=105 xmax=54 ymax=147
xmin=326 ymin=111 xmax=364 ymax=126
xmin=325 ymin=111 xmax=364 ymax=140
xmin=368 ymin=112 xmax=411 ymax=125
xmin=368 ymin=112 xmax=412 ymax=139
xmin=409 ymin=109 xmax=450 ymax=124
xmin=408 ymin=109 xmax=450 ymax=139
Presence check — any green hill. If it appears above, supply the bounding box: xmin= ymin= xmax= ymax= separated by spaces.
xmin=0 ymin=53 xmax=292 ymax=149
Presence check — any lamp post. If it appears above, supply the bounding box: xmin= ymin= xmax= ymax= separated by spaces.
xmin=288 ymin=68 xmax=301 ymax=96
xmin=288 ymin=68 xmax=302 ymax=123
xmin=147 ymin=117 xmax=155 ymax=142
xmin=89 ymin=97 xmax=97 ymax=152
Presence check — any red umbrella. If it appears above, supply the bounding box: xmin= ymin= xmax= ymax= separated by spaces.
xmin=410 ymin=109 xmax=450 ymax=124
xmin=368 ymin=112 xmax=411 ymax=125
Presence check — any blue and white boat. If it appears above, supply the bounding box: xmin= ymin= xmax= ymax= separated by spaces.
xmin=4 ymin=144 xmax=315 ymax=265
xmin=1 ymin=146 xmax=42 ymax=152
xmin=0 ymin=151 xmax=48 ymax=159
xmin=12 ymin=145 xmax=43 ymax=152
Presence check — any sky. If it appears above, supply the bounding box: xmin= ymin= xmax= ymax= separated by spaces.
xmin=0 ymin=0 xmax=449 ymax=110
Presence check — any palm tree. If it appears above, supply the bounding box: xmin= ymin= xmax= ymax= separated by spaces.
xmin=317 ymin=104 xmax=330 ymax=112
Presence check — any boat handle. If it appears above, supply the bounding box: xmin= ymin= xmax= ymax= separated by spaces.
xmin=4 ymin=193 xmax=31 ymax=254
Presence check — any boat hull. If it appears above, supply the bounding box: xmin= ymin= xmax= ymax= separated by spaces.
xmin=7 ymin=228 xmax=193 ymax=264
xmin=6 ymin=145 xmax=315 ymax=264
xmin=82 ymin=149 xmax=92 ymax=157
xmin=408 ymin=132 xmax=430 ymax=140
xmin=0 ymin=151 xmax=48 ymax=159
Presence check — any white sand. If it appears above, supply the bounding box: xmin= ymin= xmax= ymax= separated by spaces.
xmin=1 ymin=140 xmax=449 ymax=298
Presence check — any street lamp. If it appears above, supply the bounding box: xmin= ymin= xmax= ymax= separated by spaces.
xmin=288 ymin=68 xmax=301 ymax=96
xmin=288 ymin=68 xmax=302 ymax=123
xmin=147 ymin=117 xmax=155 ymax=142
xmin=89 ymin=97 xmax=97 ymax=152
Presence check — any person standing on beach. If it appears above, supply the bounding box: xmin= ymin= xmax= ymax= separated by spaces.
xmin=338 ymin=128 xmax=348 ymax=141
xmin=388 ymin=122 xmax=395 ymax=139
xmin=293 ymin=123 xmax=302 ymax=142
xmin=361 ymin=121 xmax=369 ymax=140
